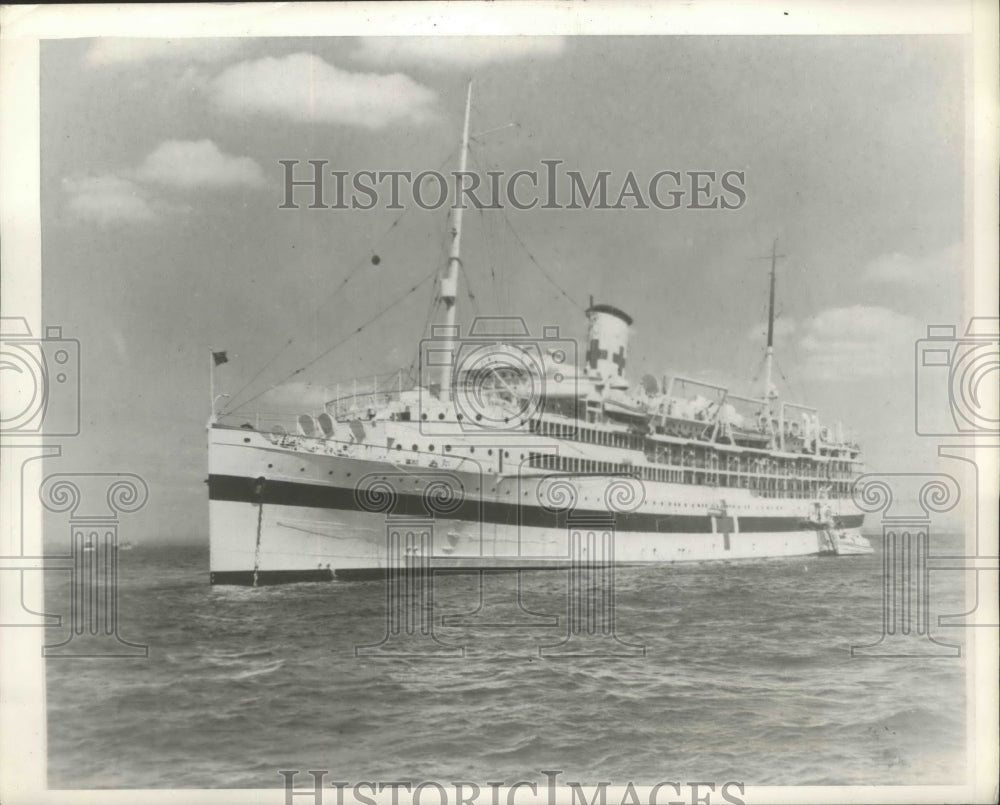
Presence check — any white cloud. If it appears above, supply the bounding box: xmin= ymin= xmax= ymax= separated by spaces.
xmin=351 ymin=36 xmax=566 ymax=70
xmin=797 ymin=305 xmax=920 ymax=381
xmin=64 ymin=140 xmax=261 ymax=225
xmin=63 ymin=175 xmax=155 ymax=225
xmin=209 ymin=53 xmax=437 ymax=129
xmin=85 ymin=38 xmax=244 ymax=67
xmin=136 ymin=140 xmax=265 ymax=189
xmin=862 ymin=242 xmax=961 ymax=287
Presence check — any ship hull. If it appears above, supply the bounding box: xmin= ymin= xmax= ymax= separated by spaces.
xmin=208 ymin=425 xmax=869 ymax=584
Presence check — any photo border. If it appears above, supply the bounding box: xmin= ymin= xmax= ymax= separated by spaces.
xmin=1 ymin=2 xmax=996 ymax=803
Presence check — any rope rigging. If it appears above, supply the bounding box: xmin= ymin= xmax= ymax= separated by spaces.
xmin=468 ymin=145 xmax=587 ymax=315
xmin=232 ymin=266 xmax=440 ymax=412
xmin=223 ymin=130 xmax=587 ymax=415
xmin=467 ymin=149 xmax=506 ymax=315
xmin=223 ymin=146 xmax=458 ymax=414
xmin=498 ymin=207 xmax=588 ymax=314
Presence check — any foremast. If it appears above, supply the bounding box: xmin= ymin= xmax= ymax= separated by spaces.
xmin=437 ymin=81 xmax=474 ymax=398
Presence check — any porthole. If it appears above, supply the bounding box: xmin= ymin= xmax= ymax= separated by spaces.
xmin=267 ymin=463 xmax=273 ymax=468
xmin=421 ymin=413 xmax=428 ymax=421
xmin=445 ymin=445 xmax=452 ymax=452
xmin=412 ymin=444 xmax=418 ymax=451
xmin=429 ymin=445 xmax=435 ymax=452
xmin=438 ymin=413 xmax=445 ymax=420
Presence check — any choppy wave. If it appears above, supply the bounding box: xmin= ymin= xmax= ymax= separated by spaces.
xmin=46 ymin=538 xmax=968 ymax=788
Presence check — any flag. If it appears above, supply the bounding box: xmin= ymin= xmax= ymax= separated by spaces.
xmin=212 ymin=350 xmax=229 ymax=366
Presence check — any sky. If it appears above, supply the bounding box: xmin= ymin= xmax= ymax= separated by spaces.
xmin=39 ymin=34 xmax=968 ymax=542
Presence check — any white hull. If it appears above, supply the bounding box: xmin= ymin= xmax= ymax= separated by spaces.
xmin=210 ymin=499 xmax=836 ymax=575
xmin=831 ymin=531 xmax=876 ymax=556
xmin=208 ymin=425 xmax=869 ymax=583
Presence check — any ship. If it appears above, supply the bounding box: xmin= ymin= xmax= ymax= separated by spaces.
xmin=207 ymin=84 xmax=872 ymax=585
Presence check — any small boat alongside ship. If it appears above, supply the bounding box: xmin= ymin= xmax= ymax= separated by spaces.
xmin=207 ymin=85 xmax=871 ymax=585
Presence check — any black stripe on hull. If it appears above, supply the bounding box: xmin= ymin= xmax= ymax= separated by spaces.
xmin=208 ymin=474 xmax=863 ymax=533
xmin=210 ymin=567 xmax=541 ymax=585
xmin=210 ymin=569 xmax=334 ymax=586
xmin=211 ymin=557 xmax=846 ymax=585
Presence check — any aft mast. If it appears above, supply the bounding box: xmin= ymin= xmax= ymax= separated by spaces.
xmin=762 ymin=237 xmax=784 ymax=405
xmin=438 ymin=80 xmax=473 ymax=398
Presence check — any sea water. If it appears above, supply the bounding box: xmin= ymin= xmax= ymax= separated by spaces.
xmin=44 ymin=535 xmax=967 ymax=789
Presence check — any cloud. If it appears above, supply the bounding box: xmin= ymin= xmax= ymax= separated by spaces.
xmin=862 ymin=242 xmax=961 ymax=288
xmin=797 ymin=305 xmax=920 ymax=381
xmin=209 ymin=53 xmax=437 ymax=129
xmin=64 ymin=140 xmax=262 ymax=225
xmin=85 ymin=38 xmax=244 ymax=67
xmin=351 ymin=36 xmax=567 ymax=70
xmin=136 ymin=140 xmax=265 ymax=189
xmin=62 ymin=175 xmax=155 ymax=225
